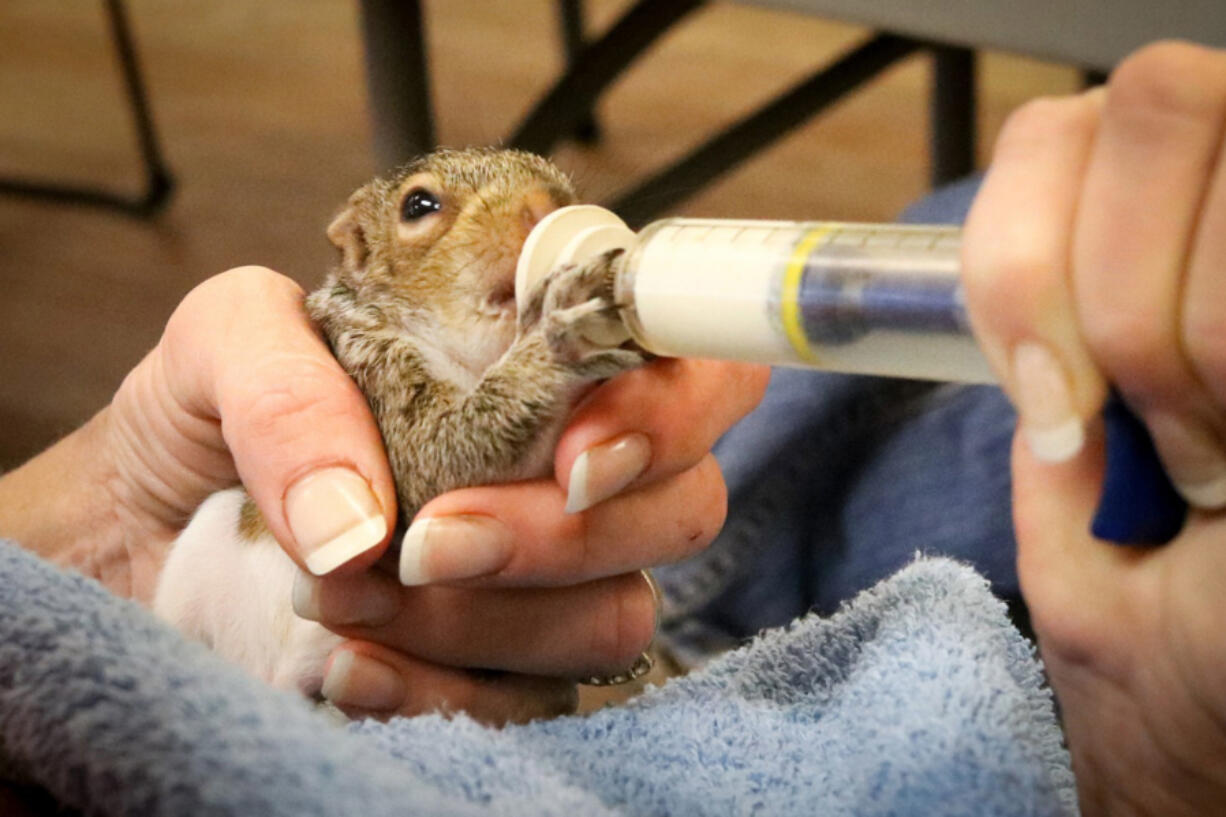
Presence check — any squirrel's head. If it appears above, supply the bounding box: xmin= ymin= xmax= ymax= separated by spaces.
xmin=322 ymin=148 xmax=576 ymax=335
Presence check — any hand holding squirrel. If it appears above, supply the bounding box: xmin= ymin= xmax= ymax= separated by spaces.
xmin=140 ymin=148 xmax=767 ymax=719
xmin=0 ymin=148 xmax=767 ymax=723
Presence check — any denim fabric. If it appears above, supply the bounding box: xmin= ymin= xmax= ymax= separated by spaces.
xmin=655 ymin=176 xmax=1022 ymax=665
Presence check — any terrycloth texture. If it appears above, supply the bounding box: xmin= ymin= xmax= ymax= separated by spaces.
xmin=0 ymin=540 xmax=1076 ymax=816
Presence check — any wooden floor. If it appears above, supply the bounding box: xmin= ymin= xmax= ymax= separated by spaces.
xmin=0 ymin=1 xmax=1079 ymax=469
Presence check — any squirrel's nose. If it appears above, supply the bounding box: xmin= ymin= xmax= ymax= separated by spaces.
xmin=519 ymin=188 xmax=560 ymax=235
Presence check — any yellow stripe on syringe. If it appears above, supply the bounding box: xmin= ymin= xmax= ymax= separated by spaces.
xmin=780 ymin=224 xmax=835 ymax=365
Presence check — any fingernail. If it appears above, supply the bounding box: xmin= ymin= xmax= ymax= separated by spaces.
xmin=1146 ymin=412 xmax=1226 ymax=509
xmin=291 ymin=570 xmax=400 ymax=626
xmin=321 ymin=649 xmax=406 ymax=711
xmin=399 ymin=515 xmax=514 ymax=586
xmin=285 ymin=467 xmax=387 ymax=576
xmin=565 ymin=432 xmax=652 ymax=513
xmin=1011 ymin=342 xmax=1085 ymax=463
xmin=641 ymin=569 xmax=663 ymax=636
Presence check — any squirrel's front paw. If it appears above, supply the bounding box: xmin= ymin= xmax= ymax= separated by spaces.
xmin=518 ymin=249 xmax=619 ymax=332
xmin=519 ymin=249 xmax=644 ymax=373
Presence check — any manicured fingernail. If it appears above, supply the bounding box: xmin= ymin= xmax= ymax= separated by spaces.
xmin=1011 ymin=342 xmax=1085 ymax=463
xmin=399 ymin=515 xmax=514 ymax=586
xmin=566 ymin=432 xmax=652 ymax=513
xmin=641 ymin=569 xmax=663 ymax=635
xmin=1180 ymin=476 xmax=1226 ymax=510
xmin=291 ymin=570 xmax=400 ymax=625
xmin=321 ymin=650 xmax=406 ymax=711
xmin=1146 ymin=412 xmax=1226 ymax=509
xmin=285 ymin=467 xmax=387 ymax=576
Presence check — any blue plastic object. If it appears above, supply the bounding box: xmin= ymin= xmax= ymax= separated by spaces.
xmin=1092 ymin=395 xmax=1188 ymax=545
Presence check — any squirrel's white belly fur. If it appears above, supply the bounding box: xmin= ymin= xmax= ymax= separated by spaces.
xmin=153 ymin=488 xmax=340 ymax=697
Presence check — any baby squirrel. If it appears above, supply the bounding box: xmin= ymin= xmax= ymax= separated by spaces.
xmin=153 ymin=148 xmax=645 ymax=695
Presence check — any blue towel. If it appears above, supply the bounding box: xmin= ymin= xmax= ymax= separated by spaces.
xmin=0 ymin=540 xmax=1076 ymax=816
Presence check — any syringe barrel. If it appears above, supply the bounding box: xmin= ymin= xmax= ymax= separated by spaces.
xmin=616 ymin=218 xmax=996 ymax=384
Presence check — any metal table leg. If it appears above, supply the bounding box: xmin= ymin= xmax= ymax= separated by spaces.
xmin=0 ymin=0 xmax=174 ymax=217
xmin=359 ymin=0 xmax=436 ymax=173
xmin=558 ymin=0 xmax=601 ymax=143
xmin=509 ymin=0 xmax=706 ymax=156
xmin=610 ymin=34 xmax=922 ymax=225
xmin=930 ymin=45 xmax=976 ymax=187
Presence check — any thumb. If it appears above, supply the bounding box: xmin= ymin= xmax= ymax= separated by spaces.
xmin=163 ymin=267 xmax=396 ymax=575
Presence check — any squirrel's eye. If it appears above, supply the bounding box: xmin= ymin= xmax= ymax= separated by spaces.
xmin=400 ymin=188 xmax=442 ymax=221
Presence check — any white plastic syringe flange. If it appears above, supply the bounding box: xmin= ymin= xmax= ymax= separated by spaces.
xmin=515 ymin=204 xmax=637 ymax=346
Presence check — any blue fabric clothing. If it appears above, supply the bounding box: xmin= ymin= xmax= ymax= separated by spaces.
xmin=655 ymin=174 xmax=1020 ymax=664
xmin=0 ymin=540 xmax=1074 ymax=816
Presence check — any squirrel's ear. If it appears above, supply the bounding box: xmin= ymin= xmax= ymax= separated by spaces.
xmin=327 ymin=207 xmax=368 ymax=270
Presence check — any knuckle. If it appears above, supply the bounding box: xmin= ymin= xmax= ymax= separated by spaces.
xmin=441 ymin=680 xmax=484 ymax=716
xmin=960 ymin=232 xmax=1057 ymax=331
xmin=204 ymin=265 xmax=304 ymax=306
xmin=1108 ymin=41 xmax=1226 ymax=128
xmin=992 ymin=95 xmax=1098 ymax=164
xmin=984 ymin=242 xmax=1053 ymax=294
xmin=591 ymin=574 xmax=656 ymax=671
xmin=704 ymin=361 xmax=770 ymax=419
xmin=218 ymin=263 xmax=293 ymax=287
xmin=561 ymin=512 xmax=596 ymax=579
xmin=166 ymin=267 xmax=307 ymax=368
xmin=652 ymin=359 xmax=768 ymax=454
xmin=701 ymin=459 xmax=728 ymax=537
xmin=226 ymin=357 xmax=355 ymax=445
xmin=1080 ymin=307 xmax=1168 ymax=377
xmin=235 ymin=380 xmax=322 ymax=441
xmin=961 ymin=192 xmax=1070 ymax=325
xmin=670 ymin=457 xmax=727 ymax=560
xmin=1183 ymin=310 xmax=1226 ymax=383
xmin=741 ymin=362 xmax=772 ymax=405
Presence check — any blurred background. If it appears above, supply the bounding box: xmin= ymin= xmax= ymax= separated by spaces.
xmin=0 ymin=0 xmax=1084 ymax=470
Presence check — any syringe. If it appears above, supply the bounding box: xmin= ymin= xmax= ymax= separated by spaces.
xmin=516 ymin=205 xmax=1188 ymax=545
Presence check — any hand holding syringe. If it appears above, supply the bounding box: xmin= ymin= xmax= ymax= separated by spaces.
xmin=517 ymin=205 xmax=1187 ymax=545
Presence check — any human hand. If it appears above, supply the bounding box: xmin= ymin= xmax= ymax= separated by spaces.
xmin=292 ymin=356 xmax=769 ymax=722
xmin=962 ymin=41 xmax=1226 ymax=816
xmin=0 ymin=262 xmax=767 ymax=724
xmin=0 ymin=266 xmax=398 ymax=601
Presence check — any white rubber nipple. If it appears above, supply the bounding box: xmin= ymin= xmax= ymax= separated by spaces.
xmin=515 ymin=204 xmax=637 ymax=346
